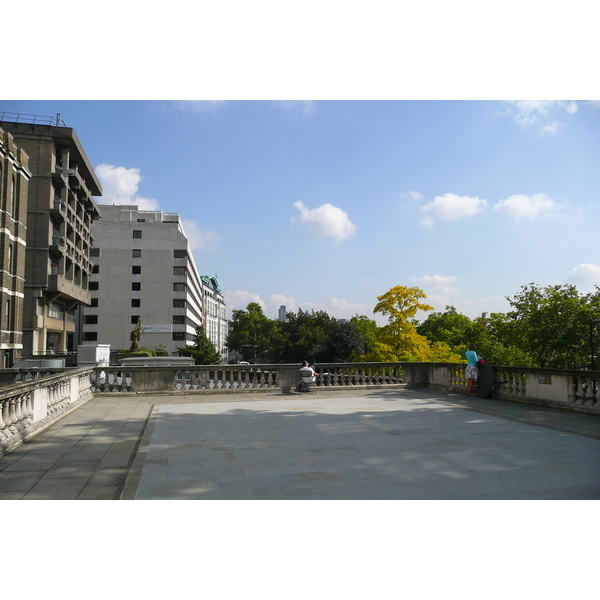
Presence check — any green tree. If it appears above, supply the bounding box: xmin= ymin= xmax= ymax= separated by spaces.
xmin=226 ymin=302 xmax=278 ymax=362
xmin=503 ymin=283 xmax=600 ymax=369
xmin=272 ymin=309 xmax=338 ymax=363
xmin=350 ymin=315 xmax=378 ymax=356
xmin=417 ymin=306 xmax=478 ymax=353
xmin=178 ymin=325 xmax=221 ymax=365
xmin=317 ymin=320 xmax=366 ymax=362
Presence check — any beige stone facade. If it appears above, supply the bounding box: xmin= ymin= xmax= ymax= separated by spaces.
xmin=0 ymin=121 xmax=101 ymax=358
xmin=0 ymin=127 xmax=31 ymax=366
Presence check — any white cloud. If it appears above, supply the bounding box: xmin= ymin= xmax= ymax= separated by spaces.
xmin=539 ymin=121 xmax=562 ymax=135
xmin=274 ymin=101 xmax=315 ymax=114
xmin=268 ymin=294 xmax=296 ymax=313
xmin=292 ymin=201 xmax=357 ymax=242
xmin=401 ymin=190 xmax=425 ymax=203
xmin=568 ymin=263 xmax=600 ymax=291
xmin=181 ymin=219 xmax=221 ymax=251
xmin=411 ymin=275 xmax=459 ymax=295
xmin=420 ymin=193 xmax=487 ymax=224
xmin=95 ymin=163 xmax=160 ymax=210
xmin=225 ymin=290 xmax=265 ymax=313
xmin=329 ymin=297 xmax=365 ymax=317
xmin=505 ymin=100 xmax=578 ymax=134
xmin=494 ymin=193 xmax=560 ymax=221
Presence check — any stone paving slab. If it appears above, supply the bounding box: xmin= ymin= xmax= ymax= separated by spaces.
xmin=132 ymin=392 xmax=600 ymax=500
xmin=1 ymin=387 xmax=600 ymax=500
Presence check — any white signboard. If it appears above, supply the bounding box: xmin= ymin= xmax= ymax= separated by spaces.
xmin=143 ymin=325 xmax=172 ymax=333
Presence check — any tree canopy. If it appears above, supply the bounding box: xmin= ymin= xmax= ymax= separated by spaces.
xmin=178 ymin=325 xmax=221 ymax=365
xmin=226 ymin=302 xmax=278 ymax=363
xmin=223 ymin=283 xmax=600 ymax=369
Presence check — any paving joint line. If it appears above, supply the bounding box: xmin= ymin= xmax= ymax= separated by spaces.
xmin=113 ymin=404 xmax=155 ymax=500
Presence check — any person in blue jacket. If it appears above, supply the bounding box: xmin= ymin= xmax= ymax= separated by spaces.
xmin=465 ymin=343 xmax=479 ymax=396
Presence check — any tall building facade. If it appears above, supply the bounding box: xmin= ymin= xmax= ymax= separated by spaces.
xmin=82 ymin=205 xmax=227 ymax=358
xmin=0 ymin=120 xmax=101 ymax=358
xmin=201 ymin=275 xmax=228 ymax=363
xmin=0 ymin=127 xmax=31 ymax=366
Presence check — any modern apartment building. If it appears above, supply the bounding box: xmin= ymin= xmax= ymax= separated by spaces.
xmin=0 ymin=119 xmax=102 ymax=358
xmin=0 ymin=127 xmax=31 ymax=366
xmin=82 ymin=205 xmax=227 ymax=358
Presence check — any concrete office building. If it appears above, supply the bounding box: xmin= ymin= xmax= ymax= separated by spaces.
xmin=82 ymin=205 xmax=226 ymax=358
xmin=0 ymin=127 xmax=31 ymax=366
xmin=0 ymin=118 xmax=102 ymax=358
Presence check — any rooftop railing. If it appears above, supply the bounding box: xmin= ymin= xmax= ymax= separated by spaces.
xmin=0 ymin=112 xmax=67 ymax=127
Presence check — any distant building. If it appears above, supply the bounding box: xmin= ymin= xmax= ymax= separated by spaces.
xmin=0 ymin=119 xmax=102 ymax=358
xmin=82 ymin=205 xmax=227 ymax=358
xmin=0 ymin=127 xmax=31 ymax=366
xmin=278 ymin=305 xmax=287 ymax=322
xmin=200 ymin=275 xmax=228 ymax=363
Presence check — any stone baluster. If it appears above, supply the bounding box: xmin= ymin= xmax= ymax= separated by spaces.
xmin=13 ymin=395 xmax=25 ymax=431
xmin=7 ymin=398 xmax=19 ymax=434
xmin=0 ymin=400 xmax=12 ymax=440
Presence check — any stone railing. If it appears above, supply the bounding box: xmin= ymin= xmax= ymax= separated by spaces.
xmin=0 ymin=368 xmax=94 ymax=457
xmin=90 ymin=362 xmax=406 ymax=395
xmin=415 ymin=363 xmax=600 ymax=415
xmin=0 ymin=367 xmax=70 ymax=388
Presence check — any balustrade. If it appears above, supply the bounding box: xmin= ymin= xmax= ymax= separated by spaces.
xmin=0 ymin=368 xmax=94 ymax=456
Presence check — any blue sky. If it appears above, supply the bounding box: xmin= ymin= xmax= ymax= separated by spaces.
xmin=2 ymin=99 xmax=599 ymax=324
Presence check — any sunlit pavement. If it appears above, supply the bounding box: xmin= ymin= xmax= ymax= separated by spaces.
xmin=1 ymin=388 xmax=599 ymax=500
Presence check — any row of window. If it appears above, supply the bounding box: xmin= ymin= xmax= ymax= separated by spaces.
xmin=90 ymin=266 xmax=187 ymax=276
xmin=87 ymin=298 xmax=188 ymax=309
xmin=90 ymin=248 xmax=188 ymax=258
xmin=83 ymin=331 xmax=191 ymax=342
xmin=85 ymin=314 xmax=192 ymax=325
xmin=89 ymin=281 xmax=189 ymax=292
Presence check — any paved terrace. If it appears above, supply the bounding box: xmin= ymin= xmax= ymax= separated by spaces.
xmin=1 ymin=387 xmax=599 ymax=500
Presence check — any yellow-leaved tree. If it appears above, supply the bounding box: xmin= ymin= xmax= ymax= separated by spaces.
xmin=355 ymin=285 xmax=463 ymax=363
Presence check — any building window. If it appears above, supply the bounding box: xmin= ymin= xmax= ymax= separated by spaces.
xmin=137 ymin=219 xmax=145 ymax=222
xmin=172 ymin=332 xmax=185 ymax=341
xmin=90 ymin=298 xmax=99 ymax=307
xmin=173 ymin=299 xmax=186 ymax=308
xmin=174 ymin=250 xmax=186 ymax=259
xmin=85 ymin=315 xmax=98 ymax=325
xmin=132 ymin=282 xmax=141 ymax=291
xmin=131 ymin=299 xmax=141 ymax=308
xmin=131 ymin=315 xmax=140 ymax=324
xmin=132 ymin=265 xmax=141 ymax=274
xmin=173 ymin=267 xmax=186 ymax=276
xmin=133 ymin=230 xmax=142 ymax=239
xmin=83 ymin=332 xmax=98 ymax=342
xmin=90 ymin=248 xmax=100 ymax=257
xmin=132 ymin=249 xmax=141 ymax=258
xmin=89 ymin=281 xmax=99 ymax=290
xmin=173 ymin=315 xmax=185 ymax=324
xmin=92 ymin=265 xmax=100 ymax=273
xmin=48 ymin=302 xmax=63 ymax=319
xmin=173 ymin=283 xmax=186 ymax=292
